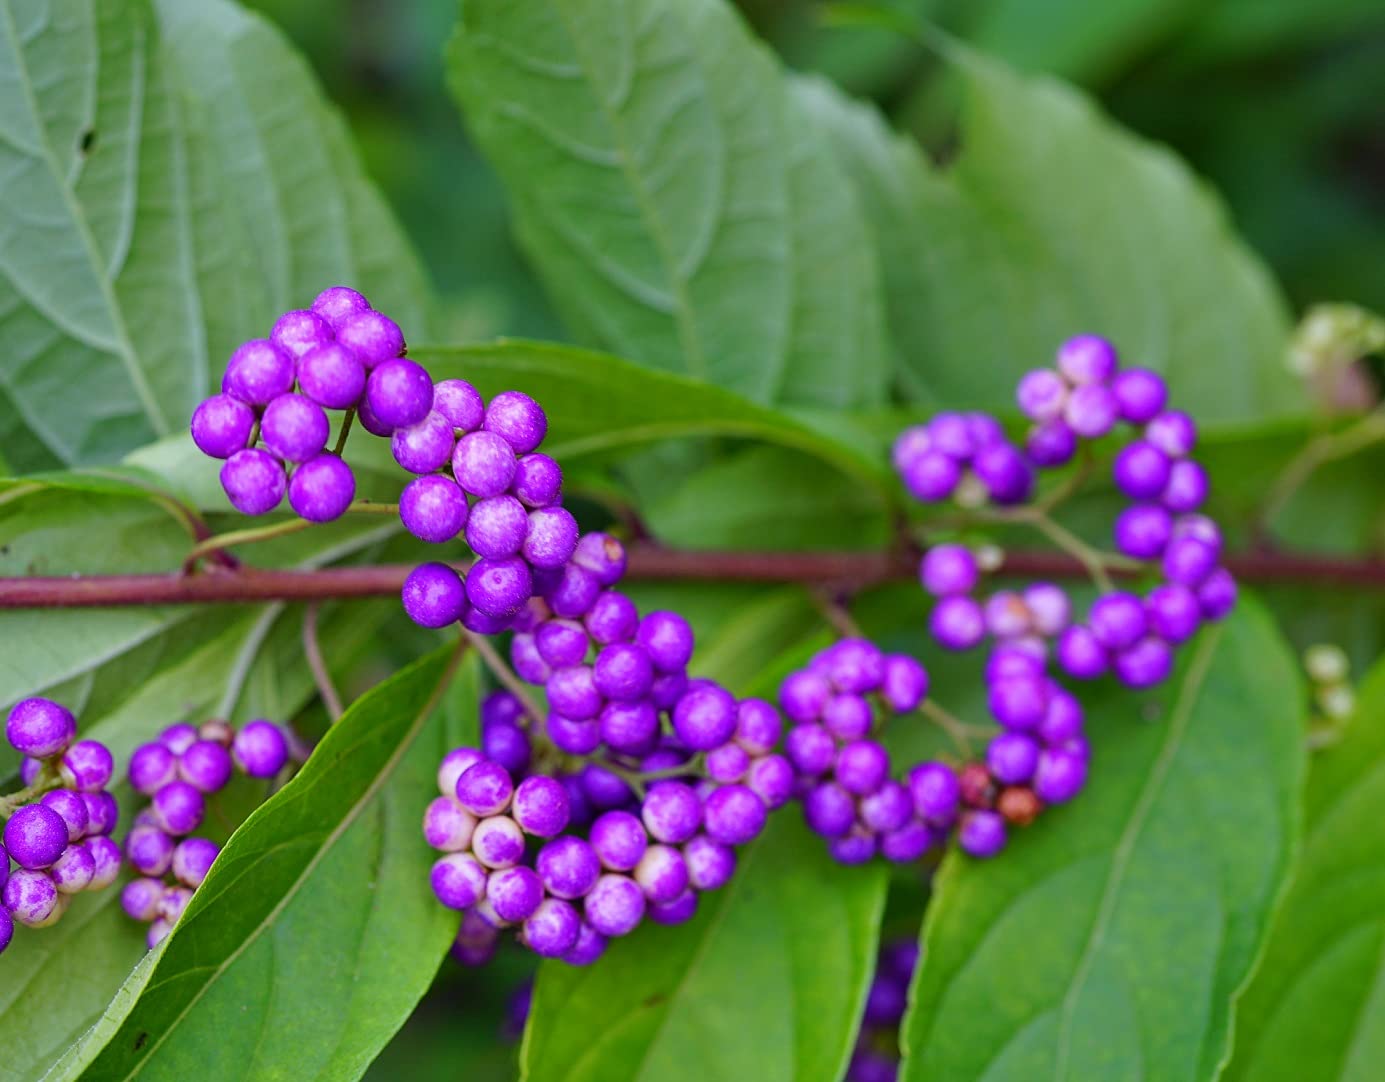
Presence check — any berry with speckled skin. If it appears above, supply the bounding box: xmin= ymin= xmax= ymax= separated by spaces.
xmin=261 ymin=394 xmax=330 ymax=463
xmin=191 ymin=395 xmax=255 ymax=459
xmin=223 ymin=340 xmax=294 ymax=406
xmin=178 ymin=740 xmax=233 ymax=793
xmin=365 ymin=358 xmax=433 ymax=430
xmin=584 ymin=873 xmax=645 ymax=937
xmin=8 ymin=698 xmax=77 ymax=758
xmin=220 ymin=448 xmax=286 ymax=516
xmin=171 ymin=837 xmax=220 ymax=888
xmin=431 ymin=853 xmax=488 ymax=910
xmin=39 ymin=791 xmax=88 ymax=842
xmin=289 ymin=454 xmax=356 ymax=522
xmin=400 ymin=475 xmax=468 ymax=543
xmin=523 ymin=898 xmax=581 ymax=957
xmin=402 ymin=562 xmax=467 ymax=628
xmin=337 ymin=310 xmax=404 ymax=367
xmin=4 ymin=869 xmax=60 ymax=927
xmin=233 ymin=720 xmax=289 ymax=779
xmin=511 ymin=775 xmax=570 ymax=838
xmin=4 ymin=805 xmax=69 ymax=869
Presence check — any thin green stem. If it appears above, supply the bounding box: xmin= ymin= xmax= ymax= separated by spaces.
xmin=462 ymin=628 xmax=544 ymax=724
xmin=332 ymin=409 xmax=356 ymax=457
xmin=811 ymin=588 xmax=866 ymax=639
xmin=303 ymin=602 xmax=343 ymax=722
xmin=0 ymin=766 xmax=62 ymax=819
xmin=182 ymin=501 xmax=400 ymax=571
xmin=919 ymin=699 xmax=984 ymax=757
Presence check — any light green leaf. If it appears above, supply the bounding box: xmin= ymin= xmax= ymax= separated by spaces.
xmin=446 ymin=0 xmax=889 ymax=409
xmin=901 ymin=599 xmax=1306 ymax=1081
xmin=0 ymin=0 xmax=429 ymax=472
xmin=1224 ymin=658 xmax=1385 ymax=1082
xmin=799 ymin=57 xmax=1300 ymax=423
xmin=76 ymin=645 xmax=475 ymax=1081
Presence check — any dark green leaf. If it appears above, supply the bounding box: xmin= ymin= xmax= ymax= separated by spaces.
xmin=446 ymin=0 xmax=889 ymax=409
xmin=1224 ymin=658 xmax=1385 ymax=1082
xmin=799 ymin=58 xmax=1301 ymax=423
xmin=901 ymin=600 xmax=1306 ymax=1081
xmin=0 ymin=0 xmax=429 ymax=472
xmin=76 ymin=645 xmax=475 ymax=1081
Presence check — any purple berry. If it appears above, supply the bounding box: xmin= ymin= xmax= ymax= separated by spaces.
xmin=562 ymin=921 xmax=608 ymax=965
xmin=455 ymin=761 xmax=515 ymax=817
xmin=584 ymin=874 xmax=645 ymax=937
xmin=636 ymin=612 xmax=695 ymax=672
xmin=355 ymin=396 xmax=394 ymax=437
xmin=488 ymin=866 xmax=545 ymax=923
xmin=511 ymin=775 xmax=570 ymax=837
xmin=128 ymin=742 xmax=177 ymax=795
xmin=641 ymin=781 xmax=702 ymax=844
xmin=40 ymin=791 xmax=89 ymax=842
xmin=126 ymin=824 xmax=175 ymax=876
xmin=881 ymin=655 xmax=929 ymax=713
xmin=466 ymin=495 xmax=530 ymax=559
xmin=365 ymin=358 xmax=433 ymax=429
xmin=821 ymin=639 xmax=885 ymax=695
xmin=958 ymin=810 xmax=1007 ymax=858
xmin=537 ymin=836 xmax=602 ymax=899
xmin=399 ymin=475 xmax=468 ymax=543
xmin=289 ymin=453 xmax=356 ymax=522
xmin=4 ymin=869 xmax=59 ymax=927
xmin=1023 ymin=583 xmax=1071 ymax=637
xmin=512 ymin=453 xmax=563 ymax=507
xmin=432 ymin=379 xmax=485 ymax=431
xmin=649 ymin=890 xmax=699 ymax=926
xmin=803 ymin=781 xmax=855 ymax=837
xmin=1115 ymin=636 xmax=1173 ymax=688
xmin=122 ymin=876 xmax=165 ymax=921
xmin=1017 ymin=369 xmax=1068 ymax=421
xmin=1113 ymin=441 xmax=1172 ymax=500
xmin=1057 ymin=624 xmax=1109 ymax=679
xmin=594 ymin=643 xmax=654 ymax=702
xmin=453 ymin=431 xmax=517 ymax=499
xmin=467 ymin=557 xmax=533 ymax=619
xmin=1197 ymin=568 xmax=1237 ymax=620
xmin=684 ymin=834 xmax=736 ymax=891
xmin=928 ymin=413 xmax=973 ymax=458
xmin=901 ymin=451 xmax=961 ymax=502
xmin=482 ymin=721 xmax=531 ymax=778
xmin=672 ymin=683 xmax=737 ymax=751
xmin=422 ymin=796 xmax=476 ymax=851
xmin=599 ymin=701 xmax=659 ymax=755
xmin=1038 ymin=689 xmax=1084 ymax=744
xmin=590 ymin=811 xmax=648 ymax=872
xmin=702 ymin=784 xmax=767 ymax=844
xmin=270 ymin=308 xmax=334 ymax=362
xmin=84 ymin=835 xmax=122 ymax=889
xmin=1089 ymin=592 xmax=1148 ymax=651
xmin=296 ymin=343 xmax=365 ymax=410
xmin=547 ymin=713 xmax=599 ymax=755
xmin=1056 ymin=334 xmax=1118 ymax=385
xmin=190 ymin=394 xmax=255 ymax=459
xmin=585 ymin=591 xmax=640 ymax=646
xmin=891 ymin=425 xmax=931 ymax=472
xmin=391 ymin=411 xmax=455 ymax=474
xmin=860 ymin=780 xmax=913 ymax=833
xmin=523 ymin=507 xmax=580 ymax=570
xmin=634 ymin=844 xmax=689 ymax=903
xmin=484 ymin=391 xmax=547 ymax=454
xmin=220 ymin=448 xmax=286 ymax=515
xmin=930 ymin=596 xmax=986 ymax=651
xmin=523 ymin=897 xmax=581 ymax=957
xmin=152 ymin=781 xmax=204 ymax=836
xmin=835 ymin=740 xmax=889 ymax=795
xmin=882 ymin=820 xmax=936 ymax=863
xmin=987 ymin=732 xmax=1040 ymax=784
xmin=542 ymin=563 xmax=601 ymax=618
xmin=1163 ymin=537 xmax=1219 ymax=587
xmin=7 ymin=698 xmax=76 ymax=758
xmin=233 ymin=720 xmax=289 ymax=778
xmin=1064 ymin=384 xmax=1119 ymax=439
xmin=828 ymin=827 xmax=876 ymax=865
xmin=1112 ymin=368 xmax=1167 ymax=424
xmin=402 ymin=562 xmax=467 ymax=628
xmin=172 ymin=837 xmax=219 ymax=888
xmin=786 ymin=723 xmax=837 ymax=776
xmin=546 ymin=665 xmax=602 ymax=721
xmin=973 ymin=442 xmax=1034 ymax=505
xmin=734 ymin=699 xmax=782 ymax=754
xmin=261 ymin=394 xmax=330 ymax=463
xmin=178 ymin=740 xmax=233 ymax=793
xmin=1034 ymin=749 xmax=1088 ymax=803
xmin=1147 ymin=584 xmax=1201 ymax=643
xmin=437 ymin=747 xmax=483 ymax=797
xmin=223 ymin=339 xmax=294 ymax=405
xmin=336 ymin=310 xmax=404 ymax=367
xmin=536 ymin=619 xmax=591 ymax=668
xmin=649 ymin=670 xmax=688 ymax=711
xmin=311 ymin=286 xmax=370 ymax=329
xmin=1146 ymin=410 xmax=1197 ymax=458
xmin=162 ymin=723 xmax=198 ymax=755
xmin=1162 ymin=459 xmax=1208 ymax=512
xmin=572 ymin=532 xmax=628 ymax=587
xmin=1114 ymin=504 xmax=1173 ymax=560
xmin=431 ymin=852 xmax=488 ymax=909
xmin=909 ymin=761 xmax=960 ymax=823
xmin=746 ymin=755 xmax=794 ymax=809
xmin=4 ymin=805 xmax=69 ymax=869
xmin=471 ymin=816 xmax=526 ymax=869
xmin=985 ymin=591 xmax=1033 ymax=639
xmin=1027 ymin=413 xmax=1080 ymax=469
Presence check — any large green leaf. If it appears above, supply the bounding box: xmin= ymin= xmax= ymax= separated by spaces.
xmin=901 ymin=599 xmax=1305 ymax=1081
xmin=1224 ymin=659 xmax=1385 ymax=1082
xmin=0 ymin=0 xmax=429 ymax=472
xmin=521 ymin=813 xmax=886 ymax=1082
xmin=799 ymin=57 xmax=1300 ymax=423
xmin=73 ymin=645 xmax=474 ymax=1081
xmin=446 ymin=0 xmax=889 ymax=409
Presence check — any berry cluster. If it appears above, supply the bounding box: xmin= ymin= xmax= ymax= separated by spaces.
xmin=120 ymin=719 xmax=289 ymax=948
xmin=1 ymin=699 xmax=121 ymax=955
xmin=847 ymin=938 xmax=920 ymax=1082
xmin=190 ymin=286 xmax=409 ymax=520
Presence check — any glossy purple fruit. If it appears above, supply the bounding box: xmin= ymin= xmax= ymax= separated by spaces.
xmin=4 ymin=805 xmax=68 ymax=869
xmin=1089 ymin=592 xmax=1148 ymax=651
xmin=1147 ymin=583 xmax=1201 ymax=643
xmin=901 ymin=451 xmax=961 ymax=502
xmin=178 ymin=740 xmax=233 ymax=793
xmin=311 ymin=286 xmax=370 ymax=329
xmin=523 ymin=507 xmax=580 ymax=570
xmin=537 ymin=835 xmax=602 ymax=900
xmin=365 ymin=358 xmax=433 ymax=429
xmin=391 ymin=410 xmax=455 ymax=474
xmin=1056 ymin=334 xmax=1117 ymax=385
xmin=672 ymin=683 xmax=737 ymax=750
xmin=452 ymin=431 xmax=517 ymax=499
xmin=223 ymin=340 xmax=293 ymax=406
xmin=489 ymin=866 xmax=545 ymax=923
xmin=233 ymin=720 xmax=289 ymax=778
xmin=973 ymin=442 xmax=1034 ymax=505
xmin=190 ymin=395 xmax=255 ymax=459
xmin=1198 ymin=568 xmax=1238 ymax=620
xmin=402 ymin=562 xmax=467 ymax=628
xmin=835 ymin=740 xmax=889 ymax=795
xmin=572 ymin=532 xmax=628 ymax=586
xmin=4 ymin=869 xmax=59 ymax=927
xmin=1111 ymin=368 xmax=1167 ymax=424
xmin=1113 ymin=441 xmax=1171 ymax=500
xmin=152 ymin=781 xmax=204 ymax=836
xmin=1026 ymin=418 xmax=1078 ymax=466
xmin=336 ymin=310 xmax=404 ymax=367
xmin=683 ymin=834 xmax=736 ymax=891
xmin=126 ymin=824 xmax=175 ymax=877
xmin=399 ymin=475 xmax=468 ymax=543
xmin=958 ymin=810 xmax=1007 ymax=858
xmin=172 ymin=837 xmax=220 ymax=888
xmin=1145 ymin=410 xmax=1197 ymax=458
xmin=523 ymin=897 xmax=581 ymax=957
xmin=909 ymin=761 xmax=960 ymax=823
xmin=1162 ymin=459 xmax=1208 ymax=512
xmin=640 ymin=781 xmax=702 ymax=844
xmin=484 ymin=391 xmax=547 ymax=454
xmin=1034 ymin=749 xmax=1088 ymax=803
xmin=220 ymin=448 xmax=286 ymax=515
xmin=511 ymin=775 xmax=570 ymax=837
xmin=803 ymin=781 xmax=855 ymax=838
xmin=432 ymin=379 xmax=485 ymax=432
xmin=422 ymin=796 xmax=476 ymax=852
xmin=261 ymin=394 xmax=329 ymax=463
xmin=466 ymin=495 xmax=530 ymax=559
xmin=471 ymin=816 xmax=526 ymax=870
xmin=590 ymin=811 xmax=648 ymax=872
xmin=586 ymin=591 xmax=639 ymax=646
xmin=930 ymin=596 xmax=986 ymax=651
xmin=297 ymin=342 xmax=367 ymax=410
xmin=584 ymin=874 xmax=645 ymax=937
xmin=467 ymin=557 xmax=532 ymax=619
xmin=1064 ymin=383 xmax=1119 ymax=439
xmin=39 ymin=791 xmax=88 ymax=842
xmin=288 ymin=453 xmax=356 ymax=522
xmin=431 ymin=852 xmax=488 ymax=910
xmin=702 ymin=785 xmax=767 ymax=845
xmin=128 ymin=742 xmax=177 ymax=796
xmin=1057 ymin=625 xmax=1109 ymax=679
xmin=1114 ymin=636 xmax=1173 ymax=688
xmin=987 ymin=732 xmax=1040 ymax=784
xmin=1114 ymin=504 xmax=1173 ymax=560
xmin=122 ymin=876 xmax=165 ymax=921
xmin=1016 ymin=369 xmax=1067 ymax=421
xmin=512 ymin=453 xmax=563 ymax=507
xmin=7 ymin=698 xmax=76 ymax=758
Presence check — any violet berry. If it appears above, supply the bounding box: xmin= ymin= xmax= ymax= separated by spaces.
xmin=7 ymin=697 xmax=76 ymax=758
xmin=233 ymin=720 xmax=289 ymax=778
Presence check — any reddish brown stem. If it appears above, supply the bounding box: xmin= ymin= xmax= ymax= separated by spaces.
xmin=0 ymin=546 xmax=1383 ymax=609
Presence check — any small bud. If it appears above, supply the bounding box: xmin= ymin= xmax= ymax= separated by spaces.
xmin=1318 ymin=684 xmax=1356 ymax=720
xmin=958 ymin=762 xmax=996 ymax=809
xmin=1304 ymin=644 xmax=1349 ymax=686
xmin=997 ymin=787 xmax=1043 ymax=827
xmin=975 ymin=544 xmax=1005 ymax=573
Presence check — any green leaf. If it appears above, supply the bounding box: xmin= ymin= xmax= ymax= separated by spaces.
xmin=408 ymin=341 xmax=892 ymax=496
xmin=901 ymin=599 xmax=1306 ymax=1082
xmin=1224 ymin=658 xmax=1385 ymax=1082
xmin=446 ymin=0 xmax=889 ymax=409
xmin=521 ymin=813 xmax=887 ymax=1082
xmin=76 ymin=644 xmax=475 ymax=1081
xmin=799 ymin=57 xmax=1301 ymax=423
xmin=0 ymin=0 xmax=429 ymax=472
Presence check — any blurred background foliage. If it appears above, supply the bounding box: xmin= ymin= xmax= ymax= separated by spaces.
xmin=248 ymin=0 xmax=1385 ymax=337
xmin=227 ymin=2 xmax=1382 ymax=1077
